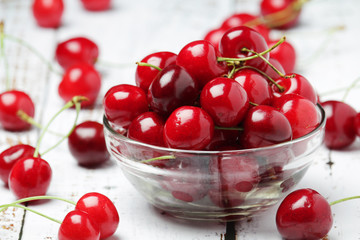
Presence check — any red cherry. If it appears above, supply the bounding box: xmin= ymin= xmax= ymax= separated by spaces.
xmin=59 ymin=210 xmax=100 ymax=240
xmin=268 ymin=40 xmax=296 ymax=73
xmin=8 ymin=157 xmax=52 ymax=199
xmin=354 ymin=112 xmax=360 ymax=137
xmin=58 ymin=63 xmax=101 ymax=108
xmin=272 ymin=73 xmax=317 ymax=104
xmin=149 ymin=64 xmax=199 ymax=116
xmin=260 ymin=0 xmax=301 ymax=29
xmin=276 ymin=188 xmax=333 ymax=240
xmin=219 ymin=26 xmax=270 ymax=71
xmin=76 ymin=192 xmax=119 ymax=239
xmin=264 ymin=58 xmax=286 ymax=80
xmin=0 ymin=90 xmax=35 ymax=131
xmin=135 ymin=51 xmax=177 ymax=92
xmin=200 ymin=77 xmax=249 ymax=127
xmin=163 ymin=106 xmax=214 ymax=150
xmin=322 ymin=100 xmax=357 ymax=149
xmin=103 ymin=84 xmax=148 ymax=129
xmin=127 ymin=112 xmax=165 ymax=147
xmin=55 ymin=37 xmax=99 ymax=70
xmin=176 ymin=40 xmax=227 ymax=88
xmin=80 ymin=0 xmax=111 ymax=11
xmin=233 ymin=68 xmax=273 ymax=106
xmin=68 ymin=121 xmax=110 ymax=167
xmin=241 ymin=105 xmax=292 ymax=148
xmin=0 ymin=144 xmax=37 ymax=185
xmin=32 ymin=0 xmax=64 ymax=28
xmin=203 ymin=27 xmax=227 ymax=53
xmin=204 ymin=128 xmax=239 ymax=151
xmin=276 ymin=94 xmax=320 ymax=139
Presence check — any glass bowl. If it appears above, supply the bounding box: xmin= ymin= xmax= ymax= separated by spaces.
xmin=103 ymin=104 xmax=325 ymax=221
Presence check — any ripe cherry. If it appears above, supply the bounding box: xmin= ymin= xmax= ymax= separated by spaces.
xmin=203 ymin=27 xmax=227 ymax=53
xmin=127 ymin=112 xmax=165 ymax=147
xmin=204 ymin=128 xmax=240 ymax=151
xmin=163 ymin=106 xmax=214 ymax=150
xmin=268 ymin=40 xmax=296 ymax=73
xmin=260 ymin=0 xmax=301 ymax=29
xmin=68 ymin=121 xmax=110 ymax=167
xmin=103 ymin=84 xmax=148 ymax=129
xmin=0 ymin=144 xmax=37 ymax=185
xmin=58 ymin=63 xmax=101 ymax=108
xmin=0 ymin=90 xmax=35 ymax=131
xmin=354 ymin=112 xmax=360 ymax=137
xmin=59 ymin=209 xmax=100 ymax=240
xmin=241 ymin=105 xmax=292 ymax=148
xmin=264 ymin=58 xmax=286 ymax=80
xmin=32 ymin=0 xmax=64 ymax=28
xmin=219 ymin=26 xmax=269 ymax=71
xmin=135 ymin=51 xmax=177 ymax=92
xmin=233 ymin=68 xmax=273 ymax=106
xmin=200 ymin=77 xmax=249 ymax=127
xmin=76 ymin=192 xmax=119 ymax=239
xmin=176 ymin=40 xmax=227 ymax=88
xmin=80 ymin=0 xmax=111 ymax=11
xmin=322 ymin=100 xmax=357 ymax=149
xmin=8 ymin=157 xmax=52 ymax=199
xmin=148 ymin=64 xmax=199 ymax=116
xmin=55 ymin=37 xmax=99 ymax=70
xmin=276 ymin=188 xmax=333 ymax=240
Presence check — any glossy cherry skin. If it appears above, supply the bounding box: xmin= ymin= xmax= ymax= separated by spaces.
xmin=80 ymin=0 xmax=111 ymax=11
xmin=135 ymin=51 xmax=177 ymax=92
xmin=176 ymin=40 xmax=227 ymax=88
xmin=204 ymin=27 xmax=227 ymax=53
xmin=233 ymin=68 xmax=273 ymax=106
xmin=127 ymin=112 xmax=165 ymax=147
xmin=272 ymin=73 xmax=317 ymax=104
xmin=204 ymin=128 xmax=239 ymax=151
xmin=219 ymin=26 xmax=269 ymax=71
xmin=260 ymin=0 xmax=301 ymax=29
xmin=0 ymin=90 xmax=35 ymax=131
xmin=200 ymin=77 xmax=249 ymax=127
xmin=276 ymin=94 xmax=320 ymax=139
xmin=354 ymin=112 xmax=360 ymax=137
xmin=68 ymin=121 xmax=110 ymax=167
xmin=163 ymin=106 xmax=214 ymax=150
xmin=276 ymin=188 xmax=333 ymax=240
xmin=59 ymin=63 xmax=101 ymax=107
xmin=59 ymin=210 xmax=100 ymax=240
xmin=8 ymin=157 xmax=52 ymax=199
xmin=32 ymin=0 xmax=64 ymax=28
xmin=322 ymin=100 xmax=357 ymax=149
xmin=0 ymin=144 xmax=37 ymax=185
xmin=264 ymin=58 xmax=286 ymax=80
xmin=76 ymin=192 xmax=119 ymax=239
xmin=103 ymin=84 xmax=148 ymax=129
xmin=241 ymin=105 xmax=292 ymax=148
xmin=149 ymin=64 xmax=199 ymax=116
xmin=268 ymin=40 xmax=296 ymax=73
xmin=56 ymin=37 xmax=99 ymax=70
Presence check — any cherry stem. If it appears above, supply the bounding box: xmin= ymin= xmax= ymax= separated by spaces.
xmin=33 ymin=96 xmax=87 ymax=158
xmin=0 ymin=21 xmax=10 ymax=91
xmin=227 ymin=63 xmax=237 ymax=79
xmin=9 ymin=195 xmax=76 ymax=206
xmin=4 ymin=34 xmax=62 ymax=76
xmin=342 ymin=76 xmax=360 ymax=102
xmin=214 ymin=126 xmax=244 ymax=131
xmin=136 ymin=62 xmax=162 ymax=71
xmin=0 ymin=203 xmax=62 ymax=224
xmin=217 ymin=36 xmax=286 ymax=63
xmin=141 ymin=155 xmax=176 ymax=164
xmin=329 ymin=196 xmax=360 ymax=206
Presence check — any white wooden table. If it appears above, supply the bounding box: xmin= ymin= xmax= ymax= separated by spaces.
xmin=1 ymin=0 xmax=360 ymax=239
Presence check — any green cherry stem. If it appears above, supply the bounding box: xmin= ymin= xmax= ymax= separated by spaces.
xmin=0 ymin=203 xmax=62 ymax=224
xmin=217 ymin=36 xmax=286 ymax=63
xmin=329 ymin=196 xmax=360 ymax=206
xmin=0 ymin=21 xmax=10 ymax=90
xmin=9 ymin=195 xmax=76 ymax=206
xmin=136 ymin=62 xmax=162 ymax=71
xmin=4 ymin=34 xmax=62 ymax=76
xmin=141 ymin=155 xmax=176 ymax=164
xmin=33 ymin=96 xmax=87 ymax=158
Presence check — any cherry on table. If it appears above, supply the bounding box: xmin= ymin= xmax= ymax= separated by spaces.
xmin=80 ymin=0 xmax=111 ymax=11
xmin=354 ymin=112 xmax=360 ymax=137
xmin=58 ymin=209 xmax=100 ymax=240
xmin=276 ymin=188 xmax=333 ymax=240
xmin=68 ymin=121 xmax=110 ymax=167
xmin=76 ymin=192 xmax=119 ymax=239
xmin=58 ymin=63 xmax=101 ymax=108
xmin=32 ymin=0 xmax=64 ymax=28
xmin=268 ymin=40 xmax=296 ymax=73
xmin=0 ymin=90 xmax=35 ymax=131
xmin=0 ymin=144 xmax=37 ymax=185
xmin=55 ymin=37 xmax=99 ymax=70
